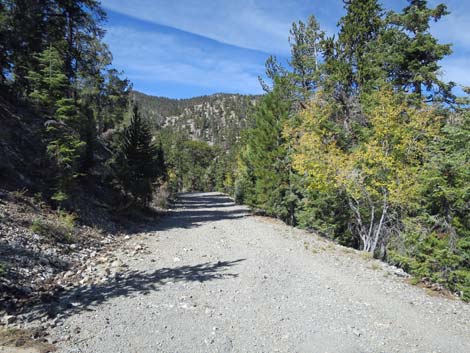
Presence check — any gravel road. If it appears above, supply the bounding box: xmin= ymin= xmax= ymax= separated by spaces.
xmin=51 ymin=192 xmax=470 ymax=353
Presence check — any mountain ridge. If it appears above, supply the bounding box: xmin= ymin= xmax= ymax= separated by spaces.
xmin=131 ymin=90 xmax=261 ymax=148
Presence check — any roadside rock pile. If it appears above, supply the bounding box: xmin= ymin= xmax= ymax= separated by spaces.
xmin=0 ymin=190 xmax=145 ymax=328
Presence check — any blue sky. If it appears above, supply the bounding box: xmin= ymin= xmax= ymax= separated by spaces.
xmin=101 ymin=0 xmax=470 ymax=98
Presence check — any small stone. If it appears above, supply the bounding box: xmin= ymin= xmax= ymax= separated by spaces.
xmin=394 ymin=268 xmax=408 ymax=277
xmin=38 ymin=256 xmax=49 ymax=265
xmin=351 ymin=327 xmax=362 ymax=337
xmin=3 ymin=315 xmax=16 ymax=325
xmin=111 ymin=260 xmax=122 ymax=268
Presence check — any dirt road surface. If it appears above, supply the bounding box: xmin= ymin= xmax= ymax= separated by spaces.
xmin=50 ymin=192 xmax=470 ymax=353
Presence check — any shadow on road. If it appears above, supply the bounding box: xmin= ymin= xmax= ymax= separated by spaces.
xmin=172 ymin=193 xmax=236 ymax=209
xmin=134 ymin=193 xmax=251 ymax=233
xmin=24 ymin=259 xmax=245 ymax=323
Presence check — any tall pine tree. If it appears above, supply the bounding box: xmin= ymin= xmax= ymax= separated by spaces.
xmin=115 ymin=105 xmax=161 ymax=206
xmin=239 ymin=77 xmax=297 ymax=224
xmin=387 ymin=0 xmax=453 ymax=101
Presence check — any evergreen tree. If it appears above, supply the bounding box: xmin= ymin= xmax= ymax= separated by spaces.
xmin=115 ymin=105 xmax=160 ymax=206
xmin=386 ymin=103 xmax=470 ymax=300
xmin=288 ymin=15 xmax=324 ymax=101
xmin=238 ymin=78 xmax=297 ymax=224
xmin=322 ymin=0 xmax=384 ymax=98
xmin=155 ymin=140 xmax=167 ymax=182
xmin=0 ymin=2 xmax=9 ymax=84
xmin=387 ymin=0 xmax=453 ymax=101
xmin=27 ymin=46 xmax=85 ymax=198
xmin=258 ymin=55 xmax=288 ymax=92
xmin=2 ymin=0 xmax=50 ymax=94
xmin=27 ymin=45 xmax=69 ymax=111
xmin=100 ymin=69 xmax=132 ymax=133
xmin=55 ymin=0 xmax=106 ymax=89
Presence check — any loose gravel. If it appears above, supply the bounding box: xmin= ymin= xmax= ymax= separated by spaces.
xmin=50 ymin=192 xmax=470 ymax=353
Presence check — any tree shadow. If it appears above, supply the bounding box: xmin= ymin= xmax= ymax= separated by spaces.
xmin=132 ymin=193 xmax=251 ymax=233
xmin=22 ymin=259 xmax=245 ymax=323
xmin=0 ymin=239 xmax=72 ymax=314
xmin=172 ymin=193 xmax=236 ymax=209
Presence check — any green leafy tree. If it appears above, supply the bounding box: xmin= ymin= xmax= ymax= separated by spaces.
xmin=292 ymin=88 xmax=441 ymax=253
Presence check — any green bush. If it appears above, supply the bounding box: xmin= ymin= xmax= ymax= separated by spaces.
xmin=29 ymin=219 xmax=48 ymax=235
xmin=388 ymin=217 xmax=470 ymax=301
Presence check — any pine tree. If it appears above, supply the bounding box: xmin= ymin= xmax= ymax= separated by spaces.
xmin=155 ymin=140 xmax=167 ymax=182
xmin=387 ymin=0 xmax=453 ymax=101
xmin=55 ymin=0 xmax=106 ymax=89
xmin=3 ymin=0 xmax=50 ymax=94
xmin=289 ymin=15 xmax=324 ymax=101
xmin=239 ymin=77 xmax=297 ymax=223
xmin=27 ymin=46 xmax=85 ymax=199
xmin=115 ymin=105 xmax=160 ymax=206
xmin=0 ymin=2 xmax=9 ymax=84
xmin=27 ymin=45 xmax=69 ymax=111
xmin=326 ymin=0 xmax=384 ymax=95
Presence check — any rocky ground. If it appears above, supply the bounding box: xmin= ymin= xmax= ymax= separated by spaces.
xmin=2 ymin=192 xmax=470 ymax=353
xmin=0 ymin=189 xmax=160 ymax=331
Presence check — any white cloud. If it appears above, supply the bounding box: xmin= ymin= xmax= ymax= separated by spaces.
xmin=102 ymin=0 xmax=470 ymax=96
xmin=440 ymin=57 xmax=470 ymax=87
xmin=100 ymin=0 xmax=330 ymax=54
xmin=105 ymin=25 xmax=265 ymax=94
xmin=431 ymin=14 xmax=470 ymax=50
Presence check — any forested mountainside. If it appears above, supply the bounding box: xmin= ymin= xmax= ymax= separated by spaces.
xmin=132 ymin=91 xmax=260 ymax=148
xmin=0 ymin=0 xmax=167 ymax=325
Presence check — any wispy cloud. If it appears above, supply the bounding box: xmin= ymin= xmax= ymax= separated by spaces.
xmin=429 ymin=1 xmax=470 ymax=51
xmin=104 ymin=13 xmax=267 ymax=97
xmin=102 ymin=0 xmax=469 ymax=97
xmin=440 ymin=58 xmax=470 ymax=87
xmin=101 ymin=0 xmax=338 ymax=55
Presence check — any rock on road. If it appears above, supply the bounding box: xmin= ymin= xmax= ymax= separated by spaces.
xmin=51 ymin=192 xmax=470 ymax=353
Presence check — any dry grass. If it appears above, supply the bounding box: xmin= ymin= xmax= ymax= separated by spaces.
xmin=0 ymin=328 xmax=56 ymax=353
xmin=360 ymin=252 xmax=374 ymax=261
xmin=369 ymin=263 xmax=381 ymax=271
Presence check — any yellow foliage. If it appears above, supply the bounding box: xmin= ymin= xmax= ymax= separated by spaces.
xmin=224 ymin=172 xmax=233 ymax=189
xmin=290 ymin=88 xmax=441 ymax=209
xmin=167 ymin=169 xmax=177 ymax=183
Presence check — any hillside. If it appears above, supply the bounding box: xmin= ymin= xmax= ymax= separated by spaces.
xmin=132 ymin=91 xmax=260 ymax=148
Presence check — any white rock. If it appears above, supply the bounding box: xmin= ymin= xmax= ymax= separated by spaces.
xmin=3 ymin=315 xmax=16 ymax=325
